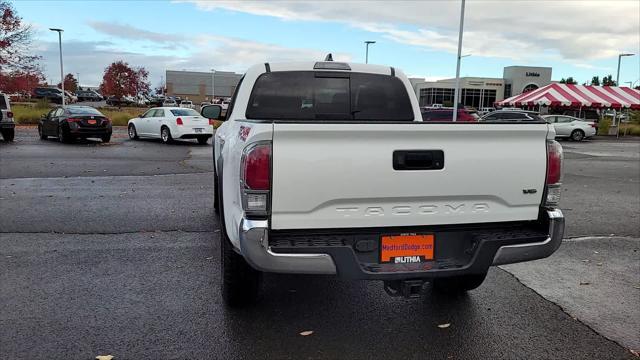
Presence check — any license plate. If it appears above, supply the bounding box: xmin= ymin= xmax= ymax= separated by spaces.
xmin=380 ymin=234 xmax=434 ymax=264
xmin=87 ymin=119 xmax=96 ymax=124
xmin=194 ymin=128 xmax=203 ymax=133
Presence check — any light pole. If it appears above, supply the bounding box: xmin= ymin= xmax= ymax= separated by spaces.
xmin=452 ymin=0 xmax=466 ymax=122
xmin=616 ymin=53 xmax=634 ymax=87
xmin=365 ymin=41 xmax=376 ymax=64
xmin=50 ymin=28 xmax=64 ymax=106
xmin=211 ymin=68 xmax=216 ymax=103
xmin=76 ymin=72 xmax=79 ymax=89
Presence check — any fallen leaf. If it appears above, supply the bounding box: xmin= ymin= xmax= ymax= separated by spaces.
xmin=438 ymin=323 xmax=451 ymax=329
xmin=596 ymin=262 xmax=603 ymax=266
xmin=96 ymin=355 xmax=114 ymax=360
xmin=593 ymin=251 xmax=599 ymax=254
xmin=299 ymin=330 xmax=314 ymax=336
xmin=206 ymin=257 xmax=213 ymax=260
xmin=581 ymin=259 xmax=590 ymax=263
xmin=580 ymin=281 xmax=591 ymax=285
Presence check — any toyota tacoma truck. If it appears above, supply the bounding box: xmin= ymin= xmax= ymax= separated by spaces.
xmin=200 ymin=60 xmax=564 ymax=307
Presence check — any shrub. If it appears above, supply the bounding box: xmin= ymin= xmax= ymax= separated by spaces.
xmin=597 ymin=118 xmax=611 ymax=135
xmin=619 ymin=124 xmax=640 ymax=136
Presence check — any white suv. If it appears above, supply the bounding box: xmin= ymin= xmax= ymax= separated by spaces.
xmin=0 ymin=93 xmax=16 ymax=141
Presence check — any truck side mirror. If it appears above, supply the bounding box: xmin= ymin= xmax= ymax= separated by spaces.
xmin=201 ymin=104 xmax=223 ymax=121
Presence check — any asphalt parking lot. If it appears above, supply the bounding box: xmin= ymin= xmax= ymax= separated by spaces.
xmin=1 ymin=128 xmax=638 ymax=359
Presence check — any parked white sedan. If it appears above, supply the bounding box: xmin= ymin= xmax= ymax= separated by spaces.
xmin=542 ymin=115 xmax=597 ymax=141
xmin=127 ymin=107 xmax=213 ymax=144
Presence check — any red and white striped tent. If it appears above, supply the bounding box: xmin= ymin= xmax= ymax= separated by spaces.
xmin=496 ymin=83 xmax=640 ymax=110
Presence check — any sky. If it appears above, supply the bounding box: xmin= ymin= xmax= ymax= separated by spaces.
xmin=14 ymin=0 xmax=640 ymax=88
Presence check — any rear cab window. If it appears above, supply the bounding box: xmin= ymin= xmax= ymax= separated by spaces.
xmin=245 ymin=71 xmax=414 ymax=121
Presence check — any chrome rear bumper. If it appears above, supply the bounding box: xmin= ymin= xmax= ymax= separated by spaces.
xmin=239 ymin=219 xmax=337 ymax=274
xmin=238 ymin=209 xmax=564 ymax=275
xmin=492 ymin=209 xmax=564 ymax=265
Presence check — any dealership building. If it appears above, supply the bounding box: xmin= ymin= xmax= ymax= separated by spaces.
xmin=411 ymin=66 xmax=553 ymax=108
xmin=165 ymin=70 xmax=243 ymax=103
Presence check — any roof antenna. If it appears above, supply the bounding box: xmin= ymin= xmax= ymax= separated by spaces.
xmin=324 ymin=53 xmax=334 ymax=61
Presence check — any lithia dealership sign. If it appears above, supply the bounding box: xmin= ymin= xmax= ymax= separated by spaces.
xmin=526 ymin=72 xmax=540 ymax=77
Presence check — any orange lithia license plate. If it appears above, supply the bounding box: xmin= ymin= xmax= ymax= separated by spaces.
xmin=380 ymin=234 xmax=434 ymax=264
xmin=87 ymin=119 xmax=96 ymax=124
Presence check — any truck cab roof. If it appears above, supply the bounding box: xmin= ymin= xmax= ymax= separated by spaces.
xmin=247 ymin=61 xmax=399 ymax=76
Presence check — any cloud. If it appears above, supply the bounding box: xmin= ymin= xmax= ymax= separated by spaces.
xmin=36 ymin=24 xmax=351 ymax=87
xmin=180 ymin=0 xmax=640 ymax=61
xmin=87 ymin=21 xmax=185 ymax=44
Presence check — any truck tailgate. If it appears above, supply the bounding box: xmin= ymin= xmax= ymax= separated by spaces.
xmin=271 ymin=123 xmax=548 ymax=230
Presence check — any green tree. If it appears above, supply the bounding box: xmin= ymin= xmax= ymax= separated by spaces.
xmin=602 ymin=74 xmax=616 ymax=86
xmin=590 ymin=76 xmax=600 ymax=86
xmin=559 ymin=77 xmax=577 ymax=85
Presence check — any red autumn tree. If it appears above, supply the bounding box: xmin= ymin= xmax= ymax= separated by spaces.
xmin=0 ymin=70 xmax=44 ymax=94
xmin=0 ymin=0 xmax=40 ymax=72
xmin=99 ymin=60 xmax=150 ymax=98
xmin=57 ymin=73 xmax=78 ymax=93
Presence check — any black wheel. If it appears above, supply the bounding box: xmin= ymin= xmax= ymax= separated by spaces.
xmin=38 ymin=125 xmax=47 ymax=140
xmin=1 ymin=128 xmax=15 ymax=142
xmin=57 ymin=126 xmax=71 ymax=143
xmin=218 ymin=175 xmax=261 ymax=307
xmin=213 ymin=172 xmax=220 ymax=214
xmin=160 ymin=126 xmax=172 ymax=144
xmin=101 ymin=134 xmax=111 ymax=143
xmin=570 ymin=129 xmax=585 ymax=141
xmin=432 ymin=273 xmax=487 ymax=294
xmin=197 ymin=136 xmax=209 ymax=145
xmin=128 ymin=124 xmax=138 ymax=140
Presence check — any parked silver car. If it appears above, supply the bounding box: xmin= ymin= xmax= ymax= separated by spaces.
xmin=542 ymin=115 xmax=597 ymax=141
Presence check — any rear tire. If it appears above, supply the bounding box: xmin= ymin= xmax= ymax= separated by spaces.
xmin=101 ymin=134 xmax=111 ymax=143
xmin=161 ymin=126 xmax=172 ymax=144
xmin=38 ymin=125 xmax=47 ymax=140
xmin=1 ymin=128 xmax=15 ymax=142
xmin=197 ymin=136 xmax=209 ymax=145
xmin=218 ymin=176 xmax=261 ymax=307
xmin=570 ymin=129 xmax=585 ymax=141
xmin=57 ymin=126 xmax=71 ymax=143
xmin=128 ymin=124 xmax=138 ymax=140
xmin=213 ymin=172 xmax=220 ymax=214
xmin=432 ymin=273 xmax=487 ymax=294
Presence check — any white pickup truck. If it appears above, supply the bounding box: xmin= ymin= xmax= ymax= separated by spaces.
xmin=200 ymin=60 xmax=564 ymax=307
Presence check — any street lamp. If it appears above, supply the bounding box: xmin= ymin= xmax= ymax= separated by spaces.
xmin=616 ymin=53 xmax=634 ymax=87
xmin=49 ymin=28 xmax=64 ymax=106
xmin=211 ymin=68 xmax=216 ymax=103
xmin=76 ymin=72 xmax=80 ymax=89
xmin=364 ymin=41 xmax=376 ymax=64
xmin=452 ymin=0 xmax=466 ymax=122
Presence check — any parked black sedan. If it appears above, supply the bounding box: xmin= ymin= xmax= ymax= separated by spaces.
xmin=38 ymin=105 xmax=112 ymax=143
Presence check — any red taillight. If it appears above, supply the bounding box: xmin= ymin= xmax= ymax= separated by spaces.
xmin=243 ymin=144 xmax=271 ymax=190
xmin=545 ymin=140 xmax=563 ymax=208
xmin=546 ymin=140 xmax=563 ymax=185
xmin=176 ymin=117 xmax=183 ymax=125
xmin=66 ymin=118 xmax=81 ymax=123
xmin=209 ymin=119 xmax=215 ymax=126
xmin=7 ymin=112 xmax=13 ymax=118
xmin=590 ymin=123 xmax=597 ymax=128
xmin=241 ymin=142 xmax=271 ymax=217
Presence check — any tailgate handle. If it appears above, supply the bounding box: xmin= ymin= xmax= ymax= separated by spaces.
xmin=393 ymin=150 xmax=444 ymax=170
